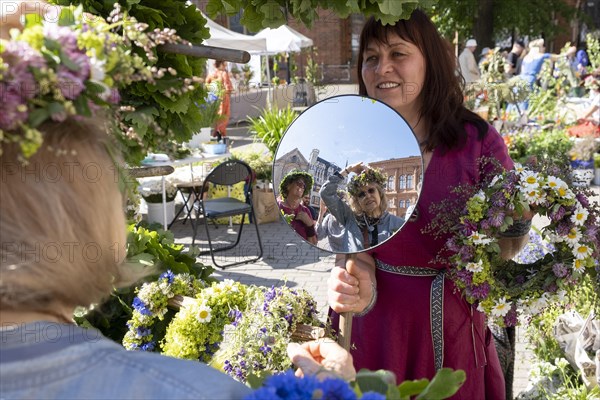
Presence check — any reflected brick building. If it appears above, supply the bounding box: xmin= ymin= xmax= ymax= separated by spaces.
xmin=370 ymin=156 xmax=422 ymax=218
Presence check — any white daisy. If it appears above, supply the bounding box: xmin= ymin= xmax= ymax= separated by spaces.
xmin=565 ymin=227 xmax=582 ymax=245
xmin=491 ymin=297 xmax=511 ymax=317
xmin=465 ymin=259 xmax=484 ymax=273
xmin=570 ymin=206 xmax=589 ymax=226
xmin=545 ymin=176 xmax=565 ymax=190
xmin=513 ymin=164 xmax=526 ymax=174
xmin=573 ymin=244 xmax=592 ymax=260
xmin=489 ymin=175 xmax=502 ymax=187
xmin=572 ymin=259 xmax=586 ymax=273
xmin=469 ymin=232 xmax=493 ymax=245
xmin=197 ymin=304 xmax=212 ymax=323
xmin=520 ymin=171 xmax=540 ymax=188
xmin=554 ymin=184 xmax=574 ymax=200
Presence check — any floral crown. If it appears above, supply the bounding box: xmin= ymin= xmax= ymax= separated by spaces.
xmin=279 ymin=169 xmax=313 ymax=198
xmin=0 ymin=4 xmax=188 ymax=162
xmin=347 ymin=167 xmax=387 ymax=196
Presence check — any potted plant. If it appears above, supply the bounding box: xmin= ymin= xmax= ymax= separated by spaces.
xmin=569 ymin=134 xmax=598 ymax=187
xmin=138 ymin=178 xmax=178 ymax=225
xmin=187 ymin=84 xmax=224 ymax=149
xmin=247 ymin=106 xmax=298 ymax=156
xmin=594 ymin=152 xmax=600 ymax=186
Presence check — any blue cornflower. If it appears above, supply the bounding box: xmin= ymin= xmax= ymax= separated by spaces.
xmin=265 ymin=286 xmax=277 ymax=302
xmin=259 ymin=371 xmax=318 ymax=400
xmin=159 ymin=270 xmax=175 ymax=284
xmin=132 ymin=297 xmax=152 ymax=316
xmin=140 ymin=341 xmax=155 ymax=351
xmin=224 ymin=360 xmax=233 ymax=374
xmin=318 ymin=377 xmax=357 ymax=400
xmin=260 ymin=327 xmax=267 ymax=334
xmin=136 ymin=327 xmax=151 ymax=338
xmin=259 ymin=345 xmax=272 ymax=355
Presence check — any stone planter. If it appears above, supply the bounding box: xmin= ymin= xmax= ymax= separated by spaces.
xmin=145 ymin=200 xmax=175 ymax=226
xmin=571 ymin=169 xmax=595 ymax=188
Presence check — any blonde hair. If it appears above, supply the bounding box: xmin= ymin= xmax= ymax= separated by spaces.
xmin=348 ymin=183 xmax=388 ymax=217
xmin=0 ymin=118 xmax=128 ymax=312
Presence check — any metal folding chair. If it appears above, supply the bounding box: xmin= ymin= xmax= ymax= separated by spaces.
xmin=191 ymin=159 xmax=263 ymax=269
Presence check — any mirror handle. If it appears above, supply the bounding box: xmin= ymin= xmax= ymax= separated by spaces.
xmin=338 ymin=253 xmax=355 ymax=351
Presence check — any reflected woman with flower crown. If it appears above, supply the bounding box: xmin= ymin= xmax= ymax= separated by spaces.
xmin=319 ymin=162 xmax=404 ymax=252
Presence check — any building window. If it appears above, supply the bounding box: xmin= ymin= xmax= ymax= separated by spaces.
xmin=387 ymin=176 xmax=395 ymax=191
xmin=405 ymin=199 xmax=411 ymax=208
xmin=407 ymin=175 xmax=413 ymax=189
xmin=388 ymin=198 xmax=395 ymax=208
xmin=399 ymin=200 xmax=405 ymax=208
xmin=398 ymin=175 xmax=406 ymax=190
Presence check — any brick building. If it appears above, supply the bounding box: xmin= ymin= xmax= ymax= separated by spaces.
xmin=370 ymin=156 xmax=422 ymax=218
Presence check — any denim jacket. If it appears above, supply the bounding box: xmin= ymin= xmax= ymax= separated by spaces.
xmin=0 ymin=321 xmax=251 ymax=399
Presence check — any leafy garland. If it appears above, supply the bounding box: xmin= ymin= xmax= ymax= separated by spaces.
xmin=51 ymin=0 xmax=210 ymax=164
xmin=279 ymin=169 xmax=314 ymax=198
xmin=347 ymin=167 xmax=387 ymax=196
xmin=427 ymin=162 xmax=599 ymax=327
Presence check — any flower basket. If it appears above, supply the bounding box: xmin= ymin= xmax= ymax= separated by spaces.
xmin=138 ymin=178 xmax=177 ymax=203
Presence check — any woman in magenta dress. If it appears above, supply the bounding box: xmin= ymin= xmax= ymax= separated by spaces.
xmin=278 ymin=170 xmax=318 ymax=245
xmin=327 ymin=10 xmax=532 ymax=399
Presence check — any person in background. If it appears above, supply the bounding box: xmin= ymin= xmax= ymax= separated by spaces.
xmin=478 ymin=46 xmax=491 ymax=69
xmin=205 ymin=60 xmax=234 ymax=137
xmin=278 ymin=170 xmax=318 ymax=245
xmin=327 ymin=9 xmax=533 ymax=399
xmin=303 ymin=194 xmax=319 ymax=220
xmin=320 ymin=163 xmax=404 ymax=252
xmin=506 ymin=40 xmax=525 ymax=77
xmin=458 ymin=38 xmax=481 ymax=84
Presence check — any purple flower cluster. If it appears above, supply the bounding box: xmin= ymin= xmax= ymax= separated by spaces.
xmin=0 ymin=41 xmax=46 ymax=130
xmin=44 ymin=25 xmax=90 ymax=101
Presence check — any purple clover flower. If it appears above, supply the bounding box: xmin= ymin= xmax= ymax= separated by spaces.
xmin=552 ymin=263 xmax=569 ymax=278
xmin=459 ymin=245 xmax=474 ymax=263
xmin=503 ymin=307 xmax=518 ymax=327
xmin=469 ymin=282 xmax=490 ymax=300
xmin=549 ymin=206 xmax=566 ymax=222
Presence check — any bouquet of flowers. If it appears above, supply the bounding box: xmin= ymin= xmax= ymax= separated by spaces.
xmin=138 ymin=178 xmax=177 ymax=203
xmin=427 ymin=161 xmax=599 ymax=327
xmin=211 ymin=285 xmax=322 ymax=383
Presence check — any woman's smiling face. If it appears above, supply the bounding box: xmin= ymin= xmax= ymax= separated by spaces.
xmin=361 ymin=32 xmax=426 ymax=119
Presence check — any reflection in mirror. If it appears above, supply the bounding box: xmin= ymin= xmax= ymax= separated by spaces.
xmin=273 ymin=95 xmax=423 ymax=254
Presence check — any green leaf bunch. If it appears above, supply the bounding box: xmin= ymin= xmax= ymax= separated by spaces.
xmin=248 ymin=106 xmax=298 ymax=156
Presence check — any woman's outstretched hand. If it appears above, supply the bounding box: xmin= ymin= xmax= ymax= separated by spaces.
xmin=327 ymin=253 xmax=376 ymax=314
xmin=287 ymin=340 xmax=356 ymax=381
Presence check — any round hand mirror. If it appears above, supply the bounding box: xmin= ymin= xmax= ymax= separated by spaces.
xmin=273 ymin=94 xmax=423 ymax=254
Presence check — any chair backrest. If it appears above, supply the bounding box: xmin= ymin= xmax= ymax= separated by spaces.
xmin=204 ymin=159 xmax=253 ymax=188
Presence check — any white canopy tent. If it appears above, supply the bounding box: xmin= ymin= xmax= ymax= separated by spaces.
xmin=254 ymin=25 xmax=314 ymax=54
xmin=202 ymin=14 xmax=267 ymax=53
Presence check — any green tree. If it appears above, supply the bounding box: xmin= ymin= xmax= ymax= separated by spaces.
xmin=425 ymin=0 xmax=578 ymax=50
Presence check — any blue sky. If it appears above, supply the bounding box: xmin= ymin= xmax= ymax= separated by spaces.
xmin=275 ymin=95 xmax=420 ymax=167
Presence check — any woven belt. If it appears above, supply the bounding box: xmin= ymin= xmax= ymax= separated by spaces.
xmin=376 ymin=261 xmax=445 ymax=371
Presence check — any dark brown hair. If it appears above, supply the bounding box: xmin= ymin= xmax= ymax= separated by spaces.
xmin=357 ymin=10 xmax=488 ymax=152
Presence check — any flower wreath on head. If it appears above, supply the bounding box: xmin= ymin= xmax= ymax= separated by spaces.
xmin=426 ymin=159 xmax=599 ymax=327
xmin=347 ymin=167 xmax=387 ymax=197
xmin=279 ymin=169 xmax=314 ymax=198
xmin=0 ymin=4 xmax=191 ymax=163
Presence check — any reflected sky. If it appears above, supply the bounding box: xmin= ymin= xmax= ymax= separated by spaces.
xmin=276 ymin=95 xmax=420 ymax=166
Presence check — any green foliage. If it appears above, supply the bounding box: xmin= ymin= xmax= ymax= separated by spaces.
xmin=205 ymin=0 xmax=435 ymax=32
xmin=74 ymin=223 xmax=215 ymax=343
xmin=248 ymin=106 xmax=298 ymax=156
xmin=232 ymin=149 xmax=273 ymax=181
xmin=51 ymin=0 xmax=210 ymax=164
xmin=506 ymin=128 xmax=573 ymax=167
xmin=587 ymin=33 xmax=600 ymax=71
